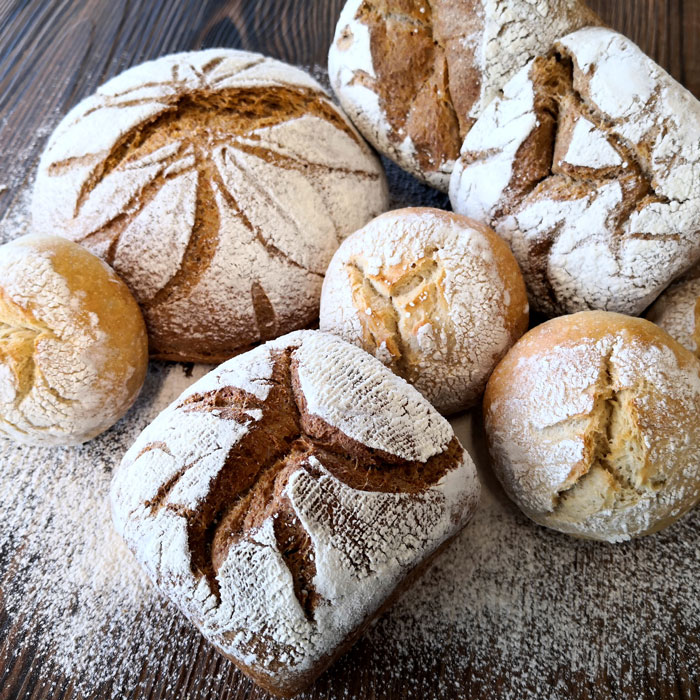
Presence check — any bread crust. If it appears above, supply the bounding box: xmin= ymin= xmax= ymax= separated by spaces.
xmin=0 ymin=235 xmax=148 ymax=445
xmin=320 ymin=207 xmax=528 ymax=413
xmin=484 ymin=311 xmax=700 ymax=542
xmin=111 ymin=330 xmax=480 ymax=695
xmin=32 ymin=49 xmax=389 ymax=362
xmin=450 ymin=28 xmax=700 ymax=316
xmin=329 ymin=0 xmax=599 ymax=190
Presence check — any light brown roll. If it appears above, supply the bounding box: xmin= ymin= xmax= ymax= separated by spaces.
xmin=32 ymin=49 xmax=389 ymax=363
xmin=0 ymin=235 xmax=148 ymax=446
xmin=484 ymin=311 xmax=700 ymax=542
xmin=646 ymin=264 xmax=700 ymax=357
xmin=320 ymin=208 xmax=529 ymax=414
xmin=111 ymin=330 xmax=480 ymax=697
xmin=328 ymin=0 xmax=598 ymax=191
xmin=450 ymin=27 xmax=700 ymax=317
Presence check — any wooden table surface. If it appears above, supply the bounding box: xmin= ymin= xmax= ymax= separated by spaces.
xmin=0 ymin=2 xmax=699 ymax=699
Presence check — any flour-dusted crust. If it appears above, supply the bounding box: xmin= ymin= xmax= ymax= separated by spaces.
xmin=450 ymin=28 xmax=700 ymax=317
xmin=328 ymin=0 xmax=598 ymax=191
xmin=32 ymin=49 xmax=389 ymax=363
xmin=0 ymin=235 xmax=148 ymax=445
xmin=319 ymin=208 xmax=528 ymax=414
xmin=111 ymin=330 xmax=479 ymax=696
xmin=484 ymin=311 xmax=700 ymax=542
xmin=646 ymin=264 xmax=700 ymax=357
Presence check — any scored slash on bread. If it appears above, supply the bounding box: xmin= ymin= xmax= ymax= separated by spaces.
xmin=32 ymin=49 xmax=389 ymax=363
xmin=111 ymin=330 xmax=480 ymax=697
xmin=329 ymin=0 xmax=599 ymax=191
xmin=450 ymin=27 xmax=700 ymax=317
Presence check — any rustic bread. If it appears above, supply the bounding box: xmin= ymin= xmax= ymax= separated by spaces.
xmin=484 ymin=311 xmax=700 ymax=542
xmin=32 ymin=49 xmax=389 ymax=363
xmin=110 ymin=330 xmax=480 ymax=697
xmin=328 ymin=0 xmax=599 ymax=191
xmin=450 ymin=27 xmax=700 ymax=317
xmin=0 ymin=235 xmax=148 ymax=446
xmin=646 ymin=264 xmax=700 ymax=357
xmin=319 ymin=207 xmax=528 ymax=414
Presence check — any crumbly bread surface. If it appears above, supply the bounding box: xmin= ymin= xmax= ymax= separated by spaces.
xmin=319 ymin=208 xmax=528 ymax=414
xmin=450 ymin=28 xmax=700 ymax=316
xmin=111 ymin=330 xmax=480 ymax=696
xmin=646 ymin=264 xmax=700 ymax=357
xmin=329 ymin=0 xmax=598 ymax=191
xmin=484 ymin=311 xmax=700 ymax=542
xmin=32 ymin=49 xmax=389 ymax=363
xmin=0 ymin=235 xmax=148 ymax=445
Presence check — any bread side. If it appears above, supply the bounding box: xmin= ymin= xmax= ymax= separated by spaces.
xmin=33 ymin=49 xmax=389 ymax=362
xmin=329 ymin=0 xmax=599 ymax=190
xmin=111 ymin=330 xmax=479 ymax=696
xmin=450 ymin=28 xmax=700 ymax=316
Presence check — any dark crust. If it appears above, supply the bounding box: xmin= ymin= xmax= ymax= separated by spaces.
xmin=136 ymin=345 xmax=465 ymax=694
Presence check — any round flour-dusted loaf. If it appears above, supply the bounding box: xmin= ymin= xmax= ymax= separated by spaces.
xmin=450 ymin=27 xmax=700 ymax=317
xmin=484 ymin=311 xmax=700 ymax=542
xmin=328 ymin=0 xmax=599 ymax=191
xmin=319 ymin=208 xmax=528 ymax=414
xmin=32 ymin=49 xmax=389 ymax=363
xmin=646 ymin=264 xmax=700 ymax=357
xmin=111 ymin=330 xmax=480 ymax=697
xmin=0 ymin=235 xmax=148 ymax=446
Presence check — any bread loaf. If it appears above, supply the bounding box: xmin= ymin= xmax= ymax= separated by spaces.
xmin=484 ymin=311 xmax=700 ymax=542
xmin=110 ymin=330 xmax=480 ymax=697
xmin=319 ymin=208 xmax=528 ymax=413
xmin=32 ymin=49 xmax=389 ymax=363
xmin=0 ymin=235 xmax=148 ymax=445
xmin=450 ymin=27 xmax=700 ymax=317
xmin=329 ymin=0 xmax=598 ymax=191
xmin=646 ymin=265 xmax=700 ymax=357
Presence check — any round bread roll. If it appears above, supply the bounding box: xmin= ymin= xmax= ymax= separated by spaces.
xmin=328 ymin=0 xmax=598 ymax=191
xmin=319 ymin=208 xmax=529 ymax=414
xmin=484 ymin=311 xmax=700 ymax=542
xmin=111 ymin=329 xmax=480 ymax=696
xmin=32 ymin=49 xmax=389 ymax=363
xmin=0 ymin=235 xmax=148 ymax=446
xmin=450 ymin=28 xmax=700 ymax=317
xmin=646 ymin=265 xmax=700 ymax=357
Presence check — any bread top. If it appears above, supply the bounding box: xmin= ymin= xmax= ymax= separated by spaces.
xmin=484 ymin=311 xmax=700 ymax=542
xmin=32 ymin=49 xmax=389 ymax=362
xmin=646 ymin=264 xmax=700 ymax=357
xmin=450 ymin=27 xmax=700 ymax=317
xmin=328 ymin=0 xmax=598 ymax=191
xmin=111 ymin=330 xmax=479 ymax=690
xmin=320 ymin=207 xmax=528 ymax=414
xmin=0 ymin=235 xmax=147 ymax=445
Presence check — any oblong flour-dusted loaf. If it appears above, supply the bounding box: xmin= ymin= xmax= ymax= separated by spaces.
xmin=319 ymin=208 xmax=528 ymax=414
xmin=484 ymin=311 xmax=700 ymax=542
xmin=32 ymin=49 xmax=389 ymax=363
xmin=0 ymin=235 xmax=148 ymax=446
xmin=646 ymin=264 xmax=700 ymax=358
xmin=111 ymin=330 xmax=480 ymax=697
xmin=328 ymin=0 xmax=599 ymax=191
xmin=450 ymin=27 xmax=700 ymax=317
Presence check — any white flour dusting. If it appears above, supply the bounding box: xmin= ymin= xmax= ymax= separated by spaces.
xmin=1 ymin=71 xmax=699 ymax=699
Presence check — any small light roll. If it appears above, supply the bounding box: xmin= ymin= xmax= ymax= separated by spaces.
xmin=484 ymin=311 xmax=700 ymax=542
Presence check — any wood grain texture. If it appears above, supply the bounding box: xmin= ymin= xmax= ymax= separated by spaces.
xmin=0 ymin=2 xmax=699 ymax=700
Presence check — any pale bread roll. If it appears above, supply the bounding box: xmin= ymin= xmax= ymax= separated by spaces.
xmin=646 ymin=265 xmax=700 ymax=357
xmin=450 ymin=28 xmax=700 ymax=317
xmin=329 ymin=0 xmax=599 ymax=191
xmin=0 ymin=235 xmax=148 ymax=445
xmin=319 ymin=208 xmax=528 ymax=413
xmin=484 ymin=311 xmax=700 ymax=542
xmin=32 ymin=49 xmax=389 ymax=363
xmin=111 ymin=330 xmax=480 ymax=696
